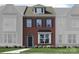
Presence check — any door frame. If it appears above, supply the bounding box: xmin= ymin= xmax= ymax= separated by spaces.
xmin=27 ymin=34 xmax=34 ymax=47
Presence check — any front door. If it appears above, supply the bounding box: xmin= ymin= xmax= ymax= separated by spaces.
xmin=27 ymin=36 xmax=33 ymax=47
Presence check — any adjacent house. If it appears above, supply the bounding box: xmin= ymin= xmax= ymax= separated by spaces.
xmin=0 ymin=4 xmax=26 ymax=47
xmin=55 ymin=5 xmax=79 ymax=47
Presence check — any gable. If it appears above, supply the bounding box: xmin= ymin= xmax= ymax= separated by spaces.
xmin=69 ymin=4 xmax=79 ymax=16
xmin=1 ymin=4 xmax=20 ymax=14
xmin=24 ymin=4 xmax=56 ymax=16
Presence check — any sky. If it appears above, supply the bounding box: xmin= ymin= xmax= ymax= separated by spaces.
xmin=0 ymin=0 xmax=78 ymax=8
xmin=0 ymin=4 xmax=74 ymax=8
xmin=25 ymin=4 xmax=74 ymax=8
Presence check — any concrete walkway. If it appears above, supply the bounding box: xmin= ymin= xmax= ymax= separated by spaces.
xmin=2 ymin=48 xmax=30 ymax=53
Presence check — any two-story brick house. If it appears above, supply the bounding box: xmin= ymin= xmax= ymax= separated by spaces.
xmin=23 ymin=4 xmax=56 ymax=47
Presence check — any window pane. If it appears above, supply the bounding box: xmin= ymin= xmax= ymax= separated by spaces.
xmin=45 ymin=39 xmax=49 ymax=43
xmin=40 ymin=34 xmax=44 ymax=39
xmin=45 ymin=34 xmax=49 ymax=39
xmin=37 ymin=8 xmax=42 ymax=13
xmin=46 ymin=19 xmax=52 ymax=27
xmin=68 ymin=34 xmax=72 ymax=43
xmin=4 ymin=34 xmax=7 ymax=43
xmin=59 ymin=35 xmax=62 ymax=43
xmin=40 ymin=39 xmax=44 ymax=43
xmin=26 ymin=19 xmax=32 ymax=27
xmin=45 ymin=34 xmax=49 ymax=43
xmin=36 ymin=19 xmax=42 ymax=27
xmin=73 ymin=34 xmax=76 ymax=43
xmin=8 ymin=34 xmax=12 ymax=43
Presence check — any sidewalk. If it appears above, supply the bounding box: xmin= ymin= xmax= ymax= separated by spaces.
xmin=2 ymin=48 xmax=30 ymax=53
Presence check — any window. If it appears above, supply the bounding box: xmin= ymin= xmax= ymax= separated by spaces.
xmin=73 ymin=34 xmax=76 ymax=43
xmin=46 ymin=19 xmax=52 ymax=27
xmin=59 ymin=35 xmax=62 ymax=43
xmin=68 ymin=34 xmax=72 ymax=43
xmin=26 ymin=19 xmax=32 ymax=27
xmin=45 ymin=34 xmax=49 ymax=43
xmin=12 ymin=33 xmax=16 ymax=43
xmin=4 ymin=34 xmax=7 ymax=43
xmin=3 ymin=33 xmax=17 ymax=44
xmin=40 ymin=34 xmax=49 ymax=44
xmin=40 ymin=34 xmax=44 ymax=43
xmin=34 ymin=8 xmax=44 ymax=14
xmin=38 ymin=32 xmax=51 ymax=44
xmin=0 ymin=34 xmax=3 ymax=43
xmin=8 ymin=34 xmax=12 ymax=43
xmin=68 ymin=34 xmax=76 ymax=43
xmin=36 ymin=19 xmax=42 ymax=27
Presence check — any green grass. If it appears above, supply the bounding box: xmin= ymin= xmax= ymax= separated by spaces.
xmin=0 ymin=48 xmax=22 ymax=53
xmin=21 ymin=48 xmax=79 ymax=54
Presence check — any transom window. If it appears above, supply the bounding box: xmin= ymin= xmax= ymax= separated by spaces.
xmin=36 ymin=19 xmax=42 ymax=27
xmin=46 ymin=19 xmax=52 ymax=27
xmin=38 ymin=32 xmax=51 ymax=44
xmin=26 ymin=19 xmax=32 ymax=27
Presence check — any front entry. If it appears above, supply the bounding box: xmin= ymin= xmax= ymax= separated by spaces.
xmin=27 ymin=35 xmax=33 ymax=47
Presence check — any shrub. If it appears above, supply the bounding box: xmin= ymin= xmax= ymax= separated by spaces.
xmin=5 ymin=46 xmax=9 ymax=48
xmin=14 ymin=46 xmax=18 ymax=48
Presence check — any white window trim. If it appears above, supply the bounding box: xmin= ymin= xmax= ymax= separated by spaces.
xmin=38 ymin=32 xmax=51 ymax=44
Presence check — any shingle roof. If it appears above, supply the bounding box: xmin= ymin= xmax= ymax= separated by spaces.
xmin=54 ymin=8 xmax=70 ymax=16
xmin=24 ymin=4 xmax=56 ymax=16
xmin=33 ymin=4 xmax=45 ymax=7
xmin=0 ymin=4 xmax=26 ymax=15
xmin=69 ymin=4 xmax=79 ymax=15
xmin=0 ymin=4 xmax=78 ymax=17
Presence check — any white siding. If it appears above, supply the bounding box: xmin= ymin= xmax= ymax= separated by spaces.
xmin=3 ymin=15 xmax=16 ymax=31
xmin=0 ymin=4 xmax=23 ymax=47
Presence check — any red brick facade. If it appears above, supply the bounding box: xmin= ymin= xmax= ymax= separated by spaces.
xmin=23 ymin=16 xmax=55 ymax=47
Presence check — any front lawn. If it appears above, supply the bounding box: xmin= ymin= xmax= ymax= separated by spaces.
xmin=0 ymin=48 xmax=22 ymax=53
xmin=21 ymin=48 xmax=79 ymax=54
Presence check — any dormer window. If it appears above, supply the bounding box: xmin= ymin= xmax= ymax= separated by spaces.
xmin=34 ymin=8 xmax=45 ymax=14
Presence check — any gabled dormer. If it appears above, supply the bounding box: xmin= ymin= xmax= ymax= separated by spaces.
xmin=33 ymin=4 xmax=46 ymax=14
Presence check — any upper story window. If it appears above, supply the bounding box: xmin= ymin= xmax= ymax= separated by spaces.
xmin=36 ymin=19 xmax=42 ymax=27
xmin=46 ymin=19 xmax=52 ymax=27
xmin=34 ymin=8 xmax=45 ymax=14
xmin=26 ymin=19 xmax=32 ymax=27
